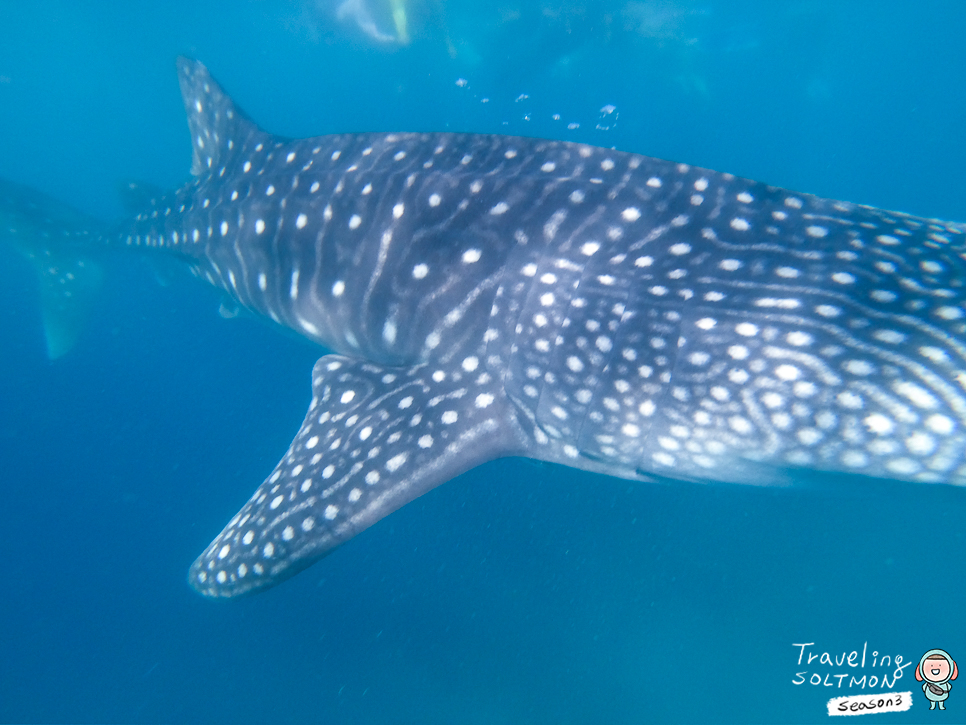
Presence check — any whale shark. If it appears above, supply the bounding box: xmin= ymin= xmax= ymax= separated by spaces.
xmin=9 ymin=58 xmax=966 ymax=597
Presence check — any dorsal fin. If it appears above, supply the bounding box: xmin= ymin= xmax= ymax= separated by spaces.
xmin=175 ymin=57 xmax=267 ymax=176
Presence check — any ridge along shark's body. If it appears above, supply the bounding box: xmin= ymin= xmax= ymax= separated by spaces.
xmin=12 ymin=59 xmax=966 ymax=597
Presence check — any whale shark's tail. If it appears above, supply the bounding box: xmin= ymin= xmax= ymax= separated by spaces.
xmin=0 ymin=178 xmax=105 ymax=358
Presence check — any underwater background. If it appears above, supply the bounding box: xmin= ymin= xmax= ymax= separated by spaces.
xmin=1 ymin=1 xmax=966 ymax=722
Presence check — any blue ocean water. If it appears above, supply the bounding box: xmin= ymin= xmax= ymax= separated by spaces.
xmin=1 ymin=1 xmax=965 ymax=722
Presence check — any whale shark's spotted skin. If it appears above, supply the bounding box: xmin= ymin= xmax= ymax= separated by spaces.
xmin=118 ymin=60 xmax=966 ymax=596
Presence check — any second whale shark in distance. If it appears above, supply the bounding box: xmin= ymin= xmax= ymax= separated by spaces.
xmin=15 ymin=58 xmax=966 ymax=597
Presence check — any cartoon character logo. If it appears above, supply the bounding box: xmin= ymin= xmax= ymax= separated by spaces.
xmin=916 ymin=649 xmax=958 ymax=710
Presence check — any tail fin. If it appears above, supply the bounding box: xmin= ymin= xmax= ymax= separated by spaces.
xmin=176 ymin=57 xmax=268 ymax=176
xmin=0 ymin=178 xmax=105 ymax=359
xmin=35 ymin=252 xmax=104 ymax=359
xmin=2 ymin=59 xmax=266 ymax=358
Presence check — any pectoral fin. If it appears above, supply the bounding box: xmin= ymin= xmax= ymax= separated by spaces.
xmin=190 ymin=353 xmax=521 ymax=597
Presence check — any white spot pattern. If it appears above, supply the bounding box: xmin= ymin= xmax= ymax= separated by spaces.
xmin=178 ymin=99 xmax=966 ymax=598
